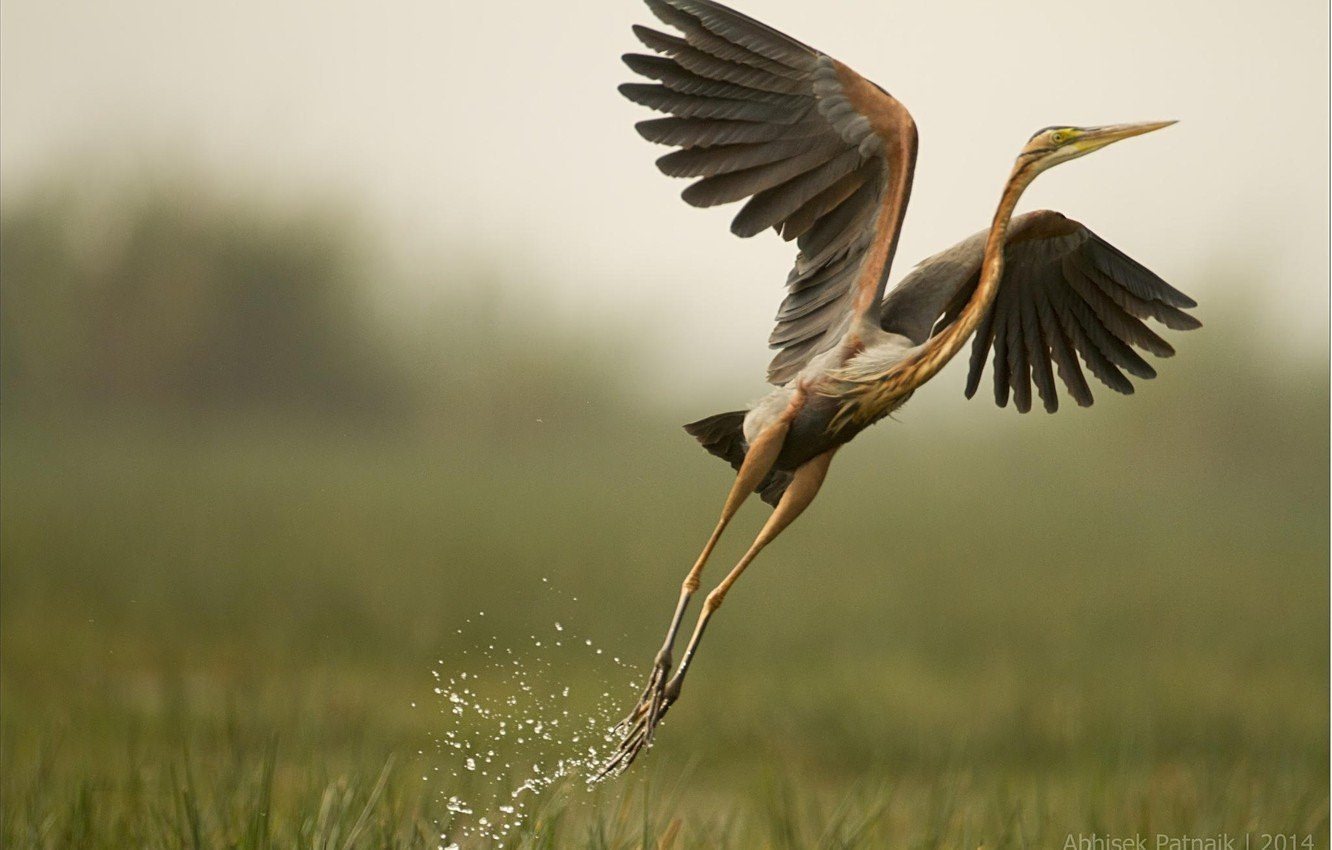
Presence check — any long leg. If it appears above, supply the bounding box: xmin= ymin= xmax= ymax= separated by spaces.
xmin=613 ymin=419 xmax=790 ymax=735
xmin=664 ymin=447 xmax=835 ymax=701
xmin=598 ymin=447 xmax=836 ymax=777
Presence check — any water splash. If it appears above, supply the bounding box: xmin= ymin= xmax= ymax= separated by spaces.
xmin=418 ymin=589 xmax=639 ymax=848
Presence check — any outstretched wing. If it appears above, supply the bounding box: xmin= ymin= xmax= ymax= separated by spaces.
xmin=621 ymin=0 xmax=917 ymax=385
xmin=879 ymin=210 xmax=1200 ymax=413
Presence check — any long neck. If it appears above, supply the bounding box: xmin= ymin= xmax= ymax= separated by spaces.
xmin=887 ymin=163 xmax=1035 ymax=389
xmin=828 ymin=161 xmax=1036 ymax=430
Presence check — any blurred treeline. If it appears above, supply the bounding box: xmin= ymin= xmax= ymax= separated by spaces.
xmin=0 ymin=174 xmax=629 ymax=441
xmin=5 ymin=171 xmax=1326 ymax=444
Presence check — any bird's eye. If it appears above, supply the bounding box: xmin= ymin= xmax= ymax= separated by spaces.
xmin=1050 ymin=131 xmax=1067 ymax=144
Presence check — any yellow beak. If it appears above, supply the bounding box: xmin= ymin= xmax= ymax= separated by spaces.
xmin=1076 ymin=120 xmax=1177 ymax=152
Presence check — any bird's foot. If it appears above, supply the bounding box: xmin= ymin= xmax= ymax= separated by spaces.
xmin=594 ymin=653 xmax=677 ymax=780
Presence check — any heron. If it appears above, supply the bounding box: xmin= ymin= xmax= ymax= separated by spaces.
xmin=599 ymin=0 xmax=1199 ymax=776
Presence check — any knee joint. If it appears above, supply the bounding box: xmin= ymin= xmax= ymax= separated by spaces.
xmin=704 ymin=588 xmax=726 ymax=613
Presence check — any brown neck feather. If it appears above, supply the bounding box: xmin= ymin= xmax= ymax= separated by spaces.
xmin=906 ymin=161 xmax=1035 ymax=383
xmin=827 ymin=160 xmax=1037 ymax=429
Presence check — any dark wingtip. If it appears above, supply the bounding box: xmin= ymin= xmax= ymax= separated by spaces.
xmin=964 ymin=369 xmax=982 ymax=399
xmin=730 ymin=216 xmax=763 ymax=239
xmin=631 ymin=24 xmax=673 ymax=49
xmin=633 ymin=119 xmax=657 ymax=142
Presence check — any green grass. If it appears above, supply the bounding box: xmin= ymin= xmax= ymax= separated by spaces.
xmin=2 ymin=327 xmax=1328 ymax=848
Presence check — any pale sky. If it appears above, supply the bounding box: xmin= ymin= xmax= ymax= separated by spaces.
xmin=2 ymin=0 xmax=1328 ymax=397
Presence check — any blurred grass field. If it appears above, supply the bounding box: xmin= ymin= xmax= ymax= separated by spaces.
xmin=1 ymin=180 xmax=1327 ymax=847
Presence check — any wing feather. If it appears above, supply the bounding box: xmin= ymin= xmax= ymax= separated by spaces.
xmin=644 ymin=0 xmax=806 ymax=76
xmin=882 ymin=209 xmax=1199 ymax=411
xmin=1022 ymin=290 xmax=1056 ymax=413
xmin=619 ymin=83 xmax=808 ymax=123
xmin=622 ymin=0 xmax=917 ymax=385
xmin=778 ymin=165 xmax=872 ymax=241
xmin=1034 ymin=284 xmax=1091 ymax=407
xmin=623 ymin=54 xmax=802 ymax=104
xmin=656 ymin=135 xmax=843 ymax=179
xmin=1062 ymin=298 xmax=1134 ymax=394
xmin=680 ymin=145 xmax=844 ymax=208
xmin=1071 ymin=252 xmax=1200 ymax=331
xmin=793 ymin=177 xmax=880 ymax=269
xmin=632 ymin=25 xmax=809 ymax=94
xmin=963 ymin=290 xmax=997 ymax=400
xmin=667 ymin=0 xmax=818 ymax=67
xmin=732 ymin=148 xmax=864 ymax=236
xmin=636 ymin=116 xmax=826 ymax=147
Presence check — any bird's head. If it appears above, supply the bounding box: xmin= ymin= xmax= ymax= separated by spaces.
xmin=1016 ymin=121 xmax=1176 ymax=175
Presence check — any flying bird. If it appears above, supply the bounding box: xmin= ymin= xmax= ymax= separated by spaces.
xmin=599 ymin=0 xmax=1199 ymax=776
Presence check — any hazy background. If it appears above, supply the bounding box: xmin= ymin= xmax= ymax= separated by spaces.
xmin=3 ymin=0 xmax=1329 ymax=396
xmin=1 ymin=0 xmax=1328 ymax=846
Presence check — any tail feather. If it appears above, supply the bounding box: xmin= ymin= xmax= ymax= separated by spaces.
xmin=683 ymin=411 xmax=793 ymax=507
xmin=683 ymin=411 xmax=748 ymax=470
